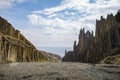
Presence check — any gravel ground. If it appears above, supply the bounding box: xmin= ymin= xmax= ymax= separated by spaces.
xmin=0 ymin=62 xmax=120 ymax=80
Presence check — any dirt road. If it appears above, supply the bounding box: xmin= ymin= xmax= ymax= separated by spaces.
xmin=0 ymin=62 xmax=120 ymax=80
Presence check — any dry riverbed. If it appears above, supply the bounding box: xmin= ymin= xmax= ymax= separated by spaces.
xmin=0 ymin=62 xmax=120 ymax=80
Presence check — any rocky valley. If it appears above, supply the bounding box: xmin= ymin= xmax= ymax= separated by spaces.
xmin=0 ymin=9 xmax=120 ymax=80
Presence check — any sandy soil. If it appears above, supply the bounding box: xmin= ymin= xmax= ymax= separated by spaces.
xmin=0 ymin=62 xmax=120 ymax=80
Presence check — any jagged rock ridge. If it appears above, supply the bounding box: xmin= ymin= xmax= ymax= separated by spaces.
xmin=0 ymin=17 xmax=61 ymax=63
xmin=62 ymin=13 xmax=120 ymax=63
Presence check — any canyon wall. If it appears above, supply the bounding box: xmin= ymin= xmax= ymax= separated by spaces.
xmin=62 ymin=13 xmax=120 ymax=63
xmin=0 ymin=17 xmax=61 ymax=63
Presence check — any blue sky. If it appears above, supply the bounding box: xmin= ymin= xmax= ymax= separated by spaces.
xmin=0 ymin=0 xmax=120 ymax=47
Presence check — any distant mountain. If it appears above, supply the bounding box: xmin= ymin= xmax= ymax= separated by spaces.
xmin=62 ymin=11 xmax=120 ymax=64
xmin=0 ymin=16 xmax=61 ymax=63
xmin=37 ymin=47 xmax=72 ymax=57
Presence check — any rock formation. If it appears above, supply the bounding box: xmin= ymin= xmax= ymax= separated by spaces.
xmin=0 ymin=17 xmax=61 ymax=63
xmin=62 ymin=12 xmax=120 ymax=63
xmin=62 ymin=29 xmax=94 ymax=62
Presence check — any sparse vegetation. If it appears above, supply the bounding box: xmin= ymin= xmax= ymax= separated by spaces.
xmin=101 ymin=54 xmax=120 ymax=65
xmin=0 ymin=62 xmax=120 ymax=80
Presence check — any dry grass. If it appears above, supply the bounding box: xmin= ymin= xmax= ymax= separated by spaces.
xmin=101 ymin=54 xmax=120 ymax=65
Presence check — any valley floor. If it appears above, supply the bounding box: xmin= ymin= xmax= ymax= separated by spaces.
xmin=0 ymin=62 xmax=120 ymax=80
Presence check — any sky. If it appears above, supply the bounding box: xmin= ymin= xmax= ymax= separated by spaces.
xmin=0 ymin=0 xmax=120 ymax=47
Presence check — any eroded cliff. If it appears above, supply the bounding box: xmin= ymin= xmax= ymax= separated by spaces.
xmin=62 ymin=12 xmax=120 ymax=64
xmin=0 ymin=17 xmax=61 ymax=63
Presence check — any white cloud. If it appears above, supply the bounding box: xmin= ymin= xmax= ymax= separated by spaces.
xmin=0 ymin=0 xmax=26 ymax=10
xmin=27 ymin=0 xmax=120 ymax=47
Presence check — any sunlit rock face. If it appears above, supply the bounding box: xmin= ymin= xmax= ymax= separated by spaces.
xmin=0 ymin=17 xmax=61 ymax=63
xmin=62 ymin=13 xmax=120 ymax=63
